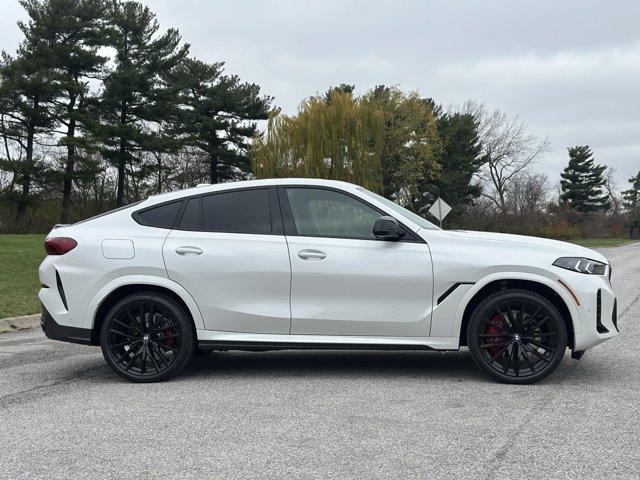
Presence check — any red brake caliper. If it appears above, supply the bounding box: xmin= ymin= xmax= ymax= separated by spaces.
xmin=161 ymin=326 xmax=176 ymax=349
xmin=486 ymin=314 xmax=503 ymax=357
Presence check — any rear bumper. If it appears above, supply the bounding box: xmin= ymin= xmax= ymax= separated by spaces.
xmin=41 ymin=306 xmax=93 ymax=345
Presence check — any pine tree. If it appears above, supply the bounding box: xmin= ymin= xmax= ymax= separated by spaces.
xmin=416 ymin=110 xmax=483 ymax=217
xmin=0 ymin=38 xmax=57 ymax=227
xmin=622 ymin=170 xmax=640 ymax=238
xmin=18 ymin=0 xmax=107 ymax=223
xmin=560 ymin=145 xmax=610 ymax=213
xmin=168 ymin=58 xmax=272 ymax=184
xmin=95 ymin=0 xmax=188 ymax=206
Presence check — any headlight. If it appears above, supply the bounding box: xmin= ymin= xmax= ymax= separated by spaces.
xmin=553 ymin=257 xmax=607 ymax=275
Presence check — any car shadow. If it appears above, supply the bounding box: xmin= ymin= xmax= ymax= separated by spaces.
xmin=180 ymin=348 xmax=483 ymax=381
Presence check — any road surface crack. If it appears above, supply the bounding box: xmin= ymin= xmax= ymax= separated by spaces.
xmin=0 ymin=365 xmax=105 ymax=410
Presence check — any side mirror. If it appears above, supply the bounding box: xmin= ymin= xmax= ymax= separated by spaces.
xmin=373 ymin=216 xmax=404 ymax=240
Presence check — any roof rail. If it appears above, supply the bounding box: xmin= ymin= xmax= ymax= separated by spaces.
xmin=196 ymin=183 xmax=210 ymax=187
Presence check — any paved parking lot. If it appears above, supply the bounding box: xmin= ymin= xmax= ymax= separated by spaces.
xmin=1 ymin=242 xmax=639 ymax=479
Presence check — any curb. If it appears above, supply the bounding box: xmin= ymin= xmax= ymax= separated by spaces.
xmin=0 ymin=314 xmax=41 ymax=334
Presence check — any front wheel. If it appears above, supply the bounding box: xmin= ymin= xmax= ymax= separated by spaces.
xmin=100 ymin=293 xmax=195 ymax=382
xmin=467 ymin=289 xmax=567 ymax=384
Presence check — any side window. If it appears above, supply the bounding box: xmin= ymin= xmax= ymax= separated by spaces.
xmin=134 ymin=201 xmax=182 ymax=229
xmin=179 ymin=197 xmax=200 ymax=230
xmin=286 ymin=188 xmax=381 ymax=239
xmin=202 ymin=189 xmax=271 ymax=234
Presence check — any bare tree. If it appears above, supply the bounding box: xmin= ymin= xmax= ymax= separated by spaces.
xmin=507 ymin=172 xmax=549 ymax=217
xmin=463 ymin=101 xmax=549 ymax=223
xmin=603 ymin=167 xmax=623 ymax=216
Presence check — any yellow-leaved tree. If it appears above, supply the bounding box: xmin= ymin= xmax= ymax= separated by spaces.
xmin=251 ymin=86 xmax=440 ymax=204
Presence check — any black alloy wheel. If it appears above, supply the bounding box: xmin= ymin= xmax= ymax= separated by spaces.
xmin=467 ymin=289 xmax=567 ymax=384
xmin=100 ymin=293 xmax=195 ymax=382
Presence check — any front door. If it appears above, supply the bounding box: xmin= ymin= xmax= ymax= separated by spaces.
xmin=281 ymin=187 xmax=433 ymax=337
xmin=163 ymin=187 xmax=291 ymax=334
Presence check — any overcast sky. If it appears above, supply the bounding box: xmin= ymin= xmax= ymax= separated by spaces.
xmin=1 ymin=0 xmax=639 ymax=188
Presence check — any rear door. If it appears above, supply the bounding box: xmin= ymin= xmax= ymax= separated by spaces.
xmin=163 ymin=187 xmax=291 ymax=334
xmin=281 ymin=186 xmax=433 ymax=337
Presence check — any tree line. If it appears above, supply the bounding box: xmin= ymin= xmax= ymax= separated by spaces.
xmin=1 ymin=0 xmax=271 ymax=231
xmin=253 ymin=85 xmax=639 ymax=238
xmin=1 ymin=0 xmax=639 ymax=239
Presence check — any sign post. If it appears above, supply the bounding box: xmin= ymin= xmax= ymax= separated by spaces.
xmin=428 ymin=197 xmax=452 ymax=228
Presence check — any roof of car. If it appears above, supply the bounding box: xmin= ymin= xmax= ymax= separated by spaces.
xmin=142 ymin=178 xmax=360 ymax=205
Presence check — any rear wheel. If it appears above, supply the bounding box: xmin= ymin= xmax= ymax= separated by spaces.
xmin=100 ymin=293 xmax=195 ymax=382
xmin=467 ymin=289 xmax=567 ymax=384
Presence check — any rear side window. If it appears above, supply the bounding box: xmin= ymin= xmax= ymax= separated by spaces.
xmin=134 ymin=201 xmax=182 ymax=229
xmin=202 ymin=189 xmax=271 ymax=234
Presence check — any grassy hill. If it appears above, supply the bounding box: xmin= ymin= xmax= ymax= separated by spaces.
xmin=0 ymin=235 xmax=44 ymax=318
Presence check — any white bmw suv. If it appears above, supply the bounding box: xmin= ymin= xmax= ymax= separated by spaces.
xmin=38 ymin=179 xmax=618 ymax=383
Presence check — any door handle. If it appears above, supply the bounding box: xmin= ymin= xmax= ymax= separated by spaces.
xmin=175 ymin=246 xmax=203 ymax=256
xmin=298 ymin=249 xmax=326 ymax=260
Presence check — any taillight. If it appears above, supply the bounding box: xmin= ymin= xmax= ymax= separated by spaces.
xmin=45 ymin=237 xmax=77 ymax=255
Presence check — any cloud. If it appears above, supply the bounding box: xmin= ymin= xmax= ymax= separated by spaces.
xmin=431 ymin=42 xmax=640 ymax=186
xmin=437 ymin=42 xmax=640 ymax=83
xmin=272 ymin=53 xmax=393 ymax=76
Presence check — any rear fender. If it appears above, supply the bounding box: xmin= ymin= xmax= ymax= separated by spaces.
xmin=86 ymin=275 xmax=205 ymax=330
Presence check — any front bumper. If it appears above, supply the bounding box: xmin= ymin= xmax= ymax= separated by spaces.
xmin=553 ymin=267 xmax=619 ymax=352
xmin=41 ymin=305 xmax=93 ymax=345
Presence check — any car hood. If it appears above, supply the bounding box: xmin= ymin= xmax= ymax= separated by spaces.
xmin=443 ymin=230 xmax=609 ymax=264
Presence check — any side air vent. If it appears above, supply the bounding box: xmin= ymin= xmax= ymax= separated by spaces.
xmin=437 ymin=282 xmax=475 ymax=305
xmin=612 ymin=298 xmax=618 ymax=332
xmin=596 ymin=289 xmax=608 ymax=334
xmin=55 ymin=270 xmax=68 ymax=311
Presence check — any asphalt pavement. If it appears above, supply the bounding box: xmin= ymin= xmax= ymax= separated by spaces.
xmin=1 ymin=242 xmax=639 ymax=479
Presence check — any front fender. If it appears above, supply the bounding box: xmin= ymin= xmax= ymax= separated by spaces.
xmin=452 ymin=269 xmax=582 ymax=343
xmin=85 ymin=275 xmax=206 ymax=330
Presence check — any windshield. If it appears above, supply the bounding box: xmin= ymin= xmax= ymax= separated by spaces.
xmin=357 ymin=187 xmax=440 ymax=231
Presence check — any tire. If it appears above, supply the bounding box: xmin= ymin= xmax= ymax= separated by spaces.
xmin=467 ymin=289 xmax=567 ymax=384
xmin=100 ymin=292 xmax=195 ymax=383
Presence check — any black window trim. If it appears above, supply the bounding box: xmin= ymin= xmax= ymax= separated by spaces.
xmin=277 ymin=185 xmax=424 ymax=243
xmin=132 ymin=186 xmax=283 ymax=235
